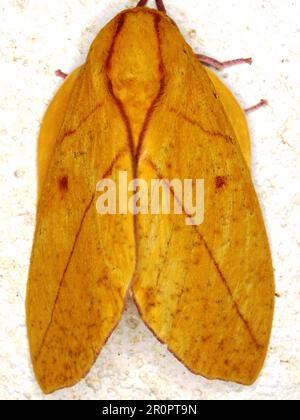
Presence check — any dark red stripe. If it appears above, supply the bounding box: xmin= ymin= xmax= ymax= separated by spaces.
xmin=136 ymin=14 xmax=165 ymax=162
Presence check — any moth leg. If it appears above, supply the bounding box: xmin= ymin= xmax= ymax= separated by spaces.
xmin=55 ymin=69 xmax=68 ymax=79
xmin=197 ymin=54 xmax=252 ymax=70
xmin=245 ymin=99 xmax=268 ymax=114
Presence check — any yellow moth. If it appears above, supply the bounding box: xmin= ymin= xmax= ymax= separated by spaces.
xmin=27 ymin=0 xmax=274 ymax=393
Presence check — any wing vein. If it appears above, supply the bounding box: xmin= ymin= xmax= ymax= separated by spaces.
xmin=169 ymin=107 xmax=234 ymax=144
xmin=61 ymin=102 xmax=104 ymax=143
xmin=35 ymin=194 xmax=95 ymax=362
xmin=144 ymin=156 xmax=262 ymax=350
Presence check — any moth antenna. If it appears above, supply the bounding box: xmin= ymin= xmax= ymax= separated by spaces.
xmin=156 ymin=0 xmax=167 ymax=13
xmin=136 ymin=0 xmax=167 ymax=13
xmin=136 ymin=0 xmax=148 ymax=7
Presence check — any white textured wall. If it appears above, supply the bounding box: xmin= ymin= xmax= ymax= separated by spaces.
xmin=0 ymin=0 xmax=299 ymax=400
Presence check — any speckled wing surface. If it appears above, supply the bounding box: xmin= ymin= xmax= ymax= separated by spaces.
xmin=27 ymin=6 xmax=274 ymax=393
xmin=128 ymin=9 xmax=274 ymax=385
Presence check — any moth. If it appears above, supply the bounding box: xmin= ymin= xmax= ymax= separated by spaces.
xmin=26 ymin=0 xmax=275 ymax=393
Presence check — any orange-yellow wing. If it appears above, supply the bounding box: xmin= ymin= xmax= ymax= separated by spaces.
xmin=206 ymin=69 xmax=251 ymax=168
xmin=37 ymin=67 xmax=81 ymax=201
xmin=26 ymin=17 xmax=135 ymax=394
xmin=132 ymin=11 xmax=274 ymax=385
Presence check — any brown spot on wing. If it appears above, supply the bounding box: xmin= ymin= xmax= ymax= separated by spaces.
xmin=215 ymin=176 xmax=227 ymax=189
xmin=143 ymin=156 xmax=262 ymax=350
xmin=59 ymin=176 xmax=69 ymax=192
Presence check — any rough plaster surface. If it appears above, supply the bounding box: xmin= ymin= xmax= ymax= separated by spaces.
xmin=0 ymin=0 xmax=299 ymax=400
